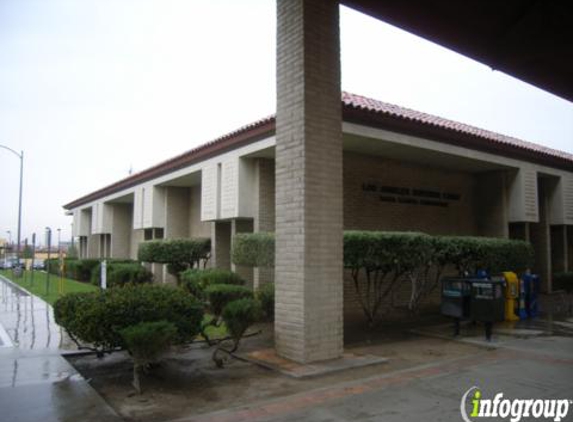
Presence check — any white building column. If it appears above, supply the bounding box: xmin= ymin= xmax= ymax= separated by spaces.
xmin=275 ymin=0 xmax=343 ymax=363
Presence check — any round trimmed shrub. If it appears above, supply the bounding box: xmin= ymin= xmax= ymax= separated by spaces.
xmin=120 ymin=320 xmax=177 ymax=363
xmin=222 ymin=298 xmax=261 ymax=349
xmin=181 ymin=268 xmax=245 ymax=300
xmin=205 ymin=284 xmax=253 ymax=318
xmin=54 ymin=284 xmax=203 ymax=351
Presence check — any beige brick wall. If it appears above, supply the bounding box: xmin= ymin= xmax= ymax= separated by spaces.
xmin=344 ymin=152 xmax=478 ymax=235
xmin=343 ymin=152 xmax=478 ymax=321
xmin=252 ymin=149 xmax=518 ymax=325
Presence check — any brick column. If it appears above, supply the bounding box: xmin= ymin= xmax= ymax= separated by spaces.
xmin=275 ymin=0 xmax=343 ymax=363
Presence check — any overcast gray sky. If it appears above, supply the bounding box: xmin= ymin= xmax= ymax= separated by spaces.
xmin=1 ymin=0 xmax=572 ymax=245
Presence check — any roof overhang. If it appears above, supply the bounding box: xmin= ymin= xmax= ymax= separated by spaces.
xmin=342 ymin=0 xmax=573 ymax=102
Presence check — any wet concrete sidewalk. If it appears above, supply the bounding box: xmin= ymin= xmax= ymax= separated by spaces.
xmin=0 ymin=274 xmax=123 ymax=422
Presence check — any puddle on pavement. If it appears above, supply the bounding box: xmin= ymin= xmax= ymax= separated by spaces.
xmin=0 ymin=276 xmax=75 ymax=351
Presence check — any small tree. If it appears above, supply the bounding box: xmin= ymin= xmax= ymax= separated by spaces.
xmin=121 ymin=321 xmax=177 ymax=394
xmin=138 ymin=238 xmax=211 ymax=283
xmin=205 ymin=284 xmax=253 ymax=321
xmin=22 ymin=244 xmax=33 ymax=260
xmin=222 ymin=298 xmax=261 ymax=352
xmin=180 ymin=268 xmax=245 ymax=301
xmin=67 ymin=244 xmax=79 ymax=259
xmin=212 ymin=298 xmax=261 ymax=368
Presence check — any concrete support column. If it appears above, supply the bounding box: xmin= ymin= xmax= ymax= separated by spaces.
xmin=231 ymin=219 xmax=254 ymax=288
xmin=275 ymin=0 xmax=343 ymax=363
xmin=475 ymin=171 xmax=509 ymax=238
xmin=79 ymin=236 xmax=88 ymax=259
xmin=531 ymin=178 xmax=552 ymax=292
xmin=87 ymin=234 xmax=99 ymax=259
xmin=253 ymin=158 xmax=275 ymax=290
xmin=130 ymin=229 xmax=144 ymax=261
xmin=111 ymin=204 xmax=132 ymax=259
xmin=211 ymin=221 xmax=231 ymax=270
xmin=165 ymin=187 xmax=191 ymax=239
xmin=550 ymin=225 xmax=568 ymax=273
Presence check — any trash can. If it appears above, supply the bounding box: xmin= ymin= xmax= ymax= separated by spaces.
xmin=467 ymin=277 xmax=506 ymax=340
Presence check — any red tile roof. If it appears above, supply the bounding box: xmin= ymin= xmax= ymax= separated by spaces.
xmin=342 ymin=92 xmax=573 ymax=163
xmin=64 ymin=92 xmax=573 ymax=210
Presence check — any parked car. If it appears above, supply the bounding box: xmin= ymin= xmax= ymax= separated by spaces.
xmin=0 ymin=260 xmax=14 ymax=270
xmin=32 ymin=259 xmax=45 ymax=270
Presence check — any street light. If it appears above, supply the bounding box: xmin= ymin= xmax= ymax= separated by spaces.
xmin=0 ymin=145 xmax=24 ymax=269
xmin=45 ymin=227 xmax=52 ymax=295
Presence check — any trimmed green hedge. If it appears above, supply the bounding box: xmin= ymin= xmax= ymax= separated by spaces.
xmin=138 ymin=238 xmax=211 ymax=281
xmin=138 ymin=238 xmax=211 ymax=266
xmin=231 ymin=231 xmax=534 ymax=324
xmin=205 ymin=284 xmax=253 ymax=318
xmin=232 ymin=232 xmax=275 ymax=268
xmin=90 ymin=262 xmax=153 ymax=288
xmin=54 ymin=284 xmax=203 ymax=351
xmin=180 ymin=268 xmax=245 ymax=300
xmin=46 ymin=258 xmax=102 ymax=282
xmin=434 ymin=236 xmax=534 ymax=275
xmin=231 ymin=231 xmax=534 ymax=275
xmin=343 ymin=231 xmax=433 ymax=273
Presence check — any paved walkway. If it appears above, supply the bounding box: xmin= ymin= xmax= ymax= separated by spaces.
xmin=0 ymin=274 xmax=123 ymax=422
xmin=175 ymin=335 xmax=573 ymax=422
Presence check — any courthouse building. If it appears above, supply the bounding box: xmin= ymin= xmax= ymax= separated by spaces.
xmin=64 ymin=1 xmax=573 ymax=364
xmin=65 ymin=93 xmax=573 ymax=329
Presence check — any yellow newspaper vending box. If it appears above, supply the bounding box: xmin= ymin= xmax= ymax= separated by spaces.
xmin=503 ymin=271 xmax=520 ymax=321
